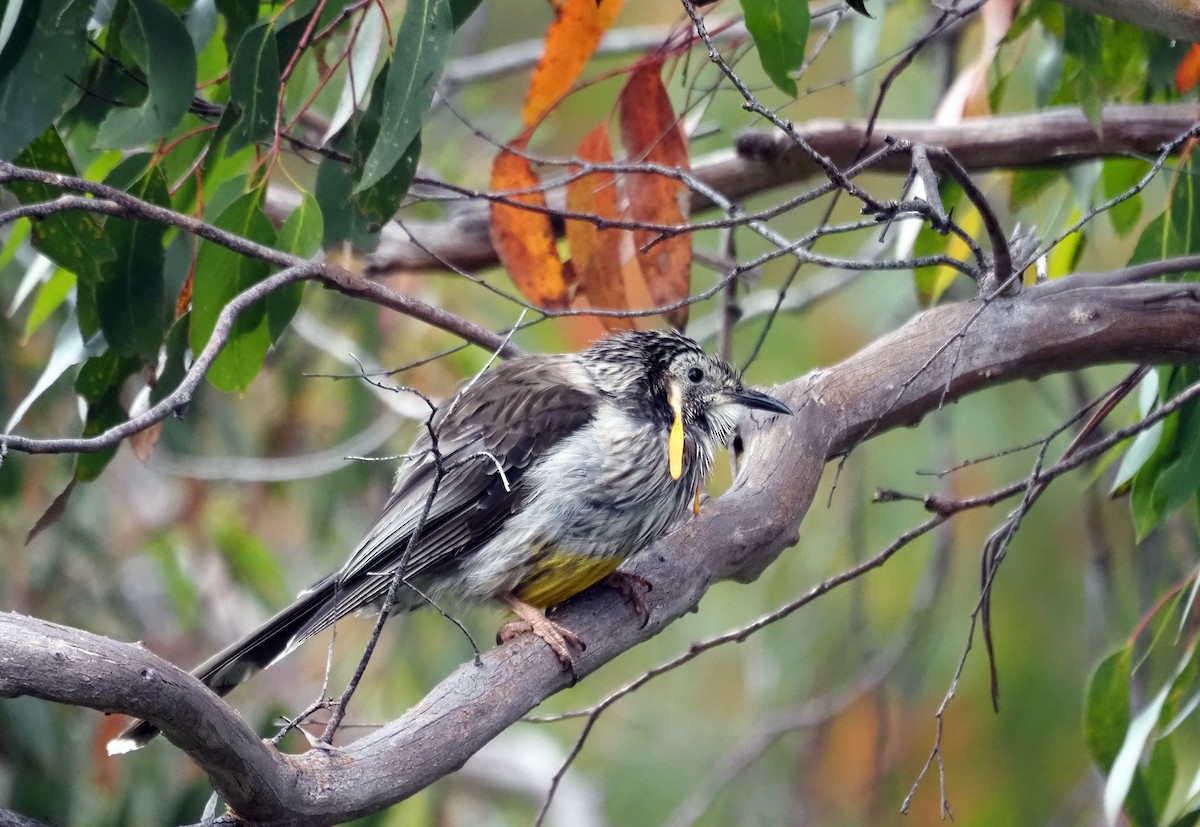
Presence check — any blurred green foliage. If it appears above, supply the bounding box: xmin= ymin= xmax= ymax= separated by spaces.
xmin=1 ymin=0 xmax=1200 ymax=825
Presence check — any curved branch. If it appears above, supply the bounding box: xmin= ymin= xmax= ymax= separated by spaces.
xmin=0 ymin=166 xmax=523 ymax=455
xmin=3 ymin=262 xmax=318 ymax=455
xmin=4 ymin=271 xmax=1200 ymax=824
xmin=1 ymin=261 xmax=515 ymax=455
xmin=0 ymin=613 xmax=297 ymax=812
xmin=0 ymin=162 xmax=518 ymax=366
xmin=1057 ymin=0 xmax=1200 ymax=41
xmin=0 ymin=258 xmax=514 ymax=455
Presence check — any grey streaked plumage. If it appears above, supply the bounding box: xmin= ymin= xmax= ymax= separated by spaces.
xmin=108 ymin=329 xmax=790 ymax=753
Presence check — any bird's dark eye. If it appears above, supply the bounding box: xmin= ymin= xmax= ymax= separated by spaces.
xmin=687 ymin=367 xmax=704 ymax=383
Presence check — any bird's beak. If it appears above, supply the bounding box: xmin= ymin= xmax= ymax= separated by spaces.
xmin=730 ymin=387 xmax=792 ymax=416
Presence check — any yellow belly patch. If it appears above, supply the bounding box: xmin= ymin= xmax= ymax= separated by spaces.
xmin=514 ymin=552 xmax=623 ymax=610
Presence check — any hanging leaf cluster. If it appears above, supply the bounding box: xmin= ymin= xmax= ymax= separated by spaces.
xmin=489 ymin=0 xmax=693 ymax=330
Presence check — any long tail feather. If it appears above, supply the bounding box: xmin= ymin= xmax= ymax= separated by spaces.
xmin=106 ymin=576 xmax=338 ymax=754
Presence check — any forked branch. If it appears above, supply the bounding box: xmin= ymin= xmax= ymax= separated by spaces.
xmin=2 ymin=270 xmax=1199 ymax=825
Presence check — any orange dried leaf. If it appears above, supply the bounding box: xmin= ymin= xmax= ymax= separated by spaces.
xmin=619 ymin=61 xmax=691 ymax=330
xmin=566 ymin=125 xmax=631 ymax=330
xmin=25 ymin=475 xmax=77 ymax=545
xmin=1177 ymin=44 xmax=1200 ymax=94
xmin=130 ymin=421 xmax=164 ymax=461
xmin=175 ymin=266 xmax=193 ymax=319
xmin=523 ymin=0 xmax=625 ymax=126
xmin=489 ymin=138 xmax=568 ymax=309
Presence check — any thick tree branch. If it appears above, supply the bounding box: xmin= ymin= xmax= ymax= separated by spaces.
xmin=0 ymin=809 xmax=54 ymax=827
xmin=3 ymin=273 xmax=1200 ymax=825
xmin=1057 ymin=0 xmax=1200 ymax=41
xmin=0 ymin=614 xmax=295 ymax=811
xmin=364 ymin=104 xmax=1200 ymax=275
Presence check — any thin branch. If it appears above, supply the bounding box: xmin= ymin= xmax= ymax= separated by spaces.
xmin=527 ymin=514 xmax=948 ymax=822
xmin=0 ymin=161 xmax=518 ymax=360
xmin=2 ymin=262 xmax=320 ymax=455
xmin=892 ymin=368 xmax=1194 ymax=521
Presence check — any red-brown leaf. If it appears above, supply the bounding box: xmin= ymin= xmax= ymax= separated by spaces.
xmin=523 ymin=0 xmax=624 ymax=127
xmin=130 ymin=421 xmax=164 ymax=461
xmin=25 ymin=474 xmax=77 ymax=544
xmin=489 ymin=136 xmax=569 ymax=309
xmin=618 ymin=60 xmax=691 ymax=330
xmin=566 ymin=125 xmax=632 ymax=330
xmin=1177 ymin=44 xmax=1200 ymax=94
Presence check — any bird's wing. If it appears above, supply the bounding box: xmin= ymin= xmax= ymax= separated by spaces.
xmin=290 ymin=355 xmax=599 ymax=642
xmin=109 ymin=356 xmax=600 ymax=752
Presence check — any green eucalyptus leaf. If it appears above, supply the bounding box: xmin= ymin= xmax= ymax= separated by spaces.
xmin=1102 ymin=158 xmax=1146 ymax=237
xmin=0 ymin=217 xmax=31 ymax=271
xmin=1127 ymin=155 xmax=1200 ymax=537
xmin=315 ymin=130 xmax=375 ymax=250
xmin=74 ymin=351 xmax=144 ymax=481
xmin=10 ymin=128 xmax=115 ymax=336
xmin=184 ymin=0 xmax=218 ymax=54
xmin=316 ymin=64 xmax=419 ymax=250
xmin=0 ymin=0 xmax=91 ymax=158
xmin=358 ymin=133 xmax=420 ymax=230
xmin=739 ymin=0 xmax=809 ymax=97
xmin=1146 ymin=739 xmax=1177 ymax=823
xmin=215 ymin=0 xmax=257 ymax=62
xmin=96 ymin=0 xmax=198 ymax=149
xmin=448 ymin=0 xmax=483 ymax=28
xmin=24 ymin=268 xmax=76 ymax=340
xmin=0 ymin=0 xmax=24 ymax=57
xmin=151 ymin=313 xmax=192 ymax=405
xmin=1130 ymin=369 xmax=1200 ymax=540
xmin=189 ymin=188 xmax=277 ymax=393
xmin=1085 ymin=646 xmax=1131 ymax=772
xmin=267 ymin=192 xmax=323 ymax=340
xmin=225 ymin=21 xmax=280 ymax=156
xmin=356 ymin=0 xmax=449 ymax=191
xmin=96 ymin=158 xmax=170 ymax=358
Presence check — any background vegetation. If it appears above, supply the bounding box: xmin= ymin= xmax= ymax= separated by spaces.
xmin=2 ymin=0 xmax=1200 ymax=824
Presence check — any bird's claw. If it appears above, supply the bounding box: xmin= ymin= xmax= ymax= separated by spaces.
xmin=604 ymin=572 xmax=653 ymax=628
xmin=499 ymin=595 xmax=585 ymax=682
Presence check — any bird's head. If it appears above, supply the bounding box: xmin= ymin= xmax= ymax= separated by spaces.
xmin=582 ymin=330 xmax=792 ymax=445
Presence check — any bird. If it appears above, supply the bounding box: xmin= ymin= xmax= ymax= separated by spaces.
xmin=107 ymin=329 xmax=791 ymax=753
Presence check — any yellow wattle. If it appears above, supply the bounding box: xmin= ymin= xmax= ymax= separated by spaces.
xmin=668 ymin=384 xmax=684 ymax=481
xmin=669 ymin=412 xmax=684 ymax=480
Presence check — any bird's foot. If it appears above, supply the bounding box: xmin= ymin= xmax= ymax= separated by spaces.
xmin=499 ymin=594 xmax=585 ymax=679
xmin=603 ymin=572 xmax=653 ymax=628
